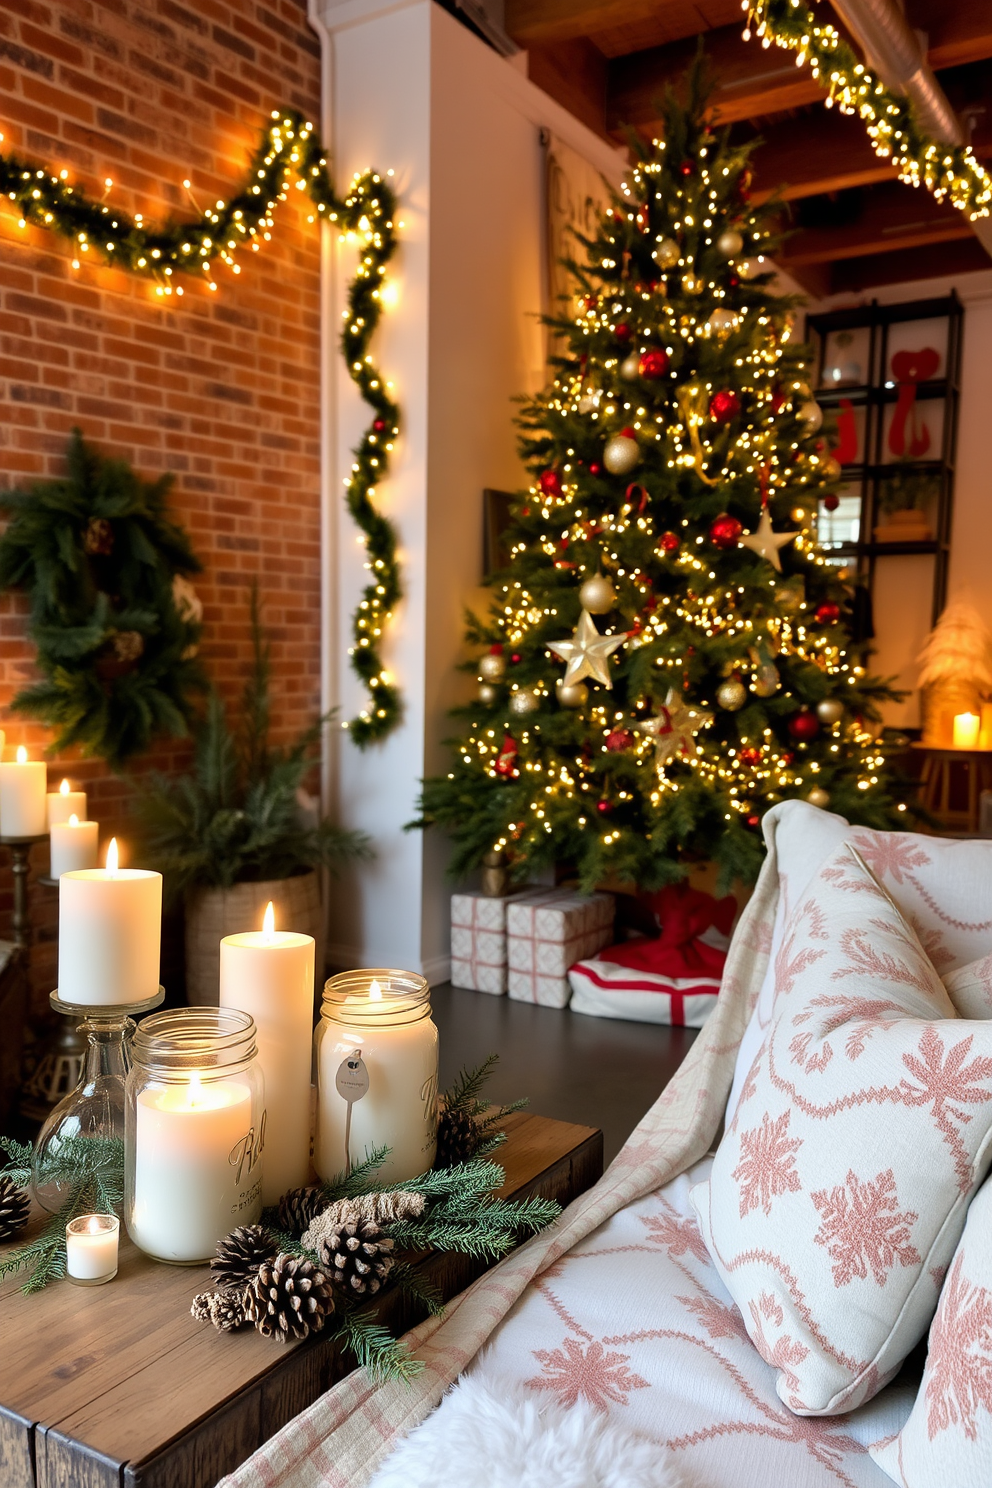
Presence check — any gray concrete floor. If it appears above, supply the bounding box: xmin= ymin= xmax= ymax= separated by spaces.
xmin=432 ymin=983 xmax=697 ymax=1166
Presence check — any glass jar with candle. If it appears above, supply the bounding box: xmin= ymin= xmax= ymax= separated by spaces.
xmin=315 ymin=970 xmax=438 ymax=1185
xmin=125 ymin=1008 xmax=265 ymax=1264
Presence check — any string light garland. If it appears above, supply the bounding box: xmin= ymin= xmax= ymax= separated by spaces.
xmin=0 ymin=109 xmax=402 ymax=746
xmin=741 ymin=0 xmax=992 ymax=221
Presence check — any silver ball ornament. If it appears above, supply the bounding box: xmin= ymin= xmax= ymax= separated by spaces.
xmin=653 ymin=236 xmax=680 ymax=270
xmin=619 ymin=352 xmax=641 ymax=381
xmin=478 ymin=683 xmax=497 ymax=705
xmin=806 ymin=786 xmax=831 ymax=809
xmin=716 ymin=227 xmax=744 ymax=259
xmin=479 ymin=651 xmax=506 ymax=683
xmin=556 ymin=679 xmax=588 ymax=709
xmin=816 ymin=699 xmax=845 ymax=726
xmin=509 ymin=688 xmax=539 ymax=717
xmin=751 ymin=664 xmax=780 ymax=698
xmin=706 ymin=307 xmax=739 ymax=339
xmin=603 ymin=433 xmax=640 ymax=476
xmin=798 ymin=400 xmax=823 ymax=432
xmin=716 ymin=679 xmax=748 ymax=712
xmin=579 ymin=573 xmax=616 ymax=614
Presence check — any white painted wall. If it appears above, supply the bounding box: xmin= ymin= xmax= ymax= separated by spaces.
xmin=309 ymin=0 xmax=624 ymax=978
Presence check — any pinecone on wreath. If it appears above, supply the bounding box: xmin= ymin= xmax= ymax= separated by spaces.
xmin=0 ymin=1175 xmax=30 ymax=1241
xmin=317 ymin=1218 xmax=394 ymax=1297
xmin=244 ymin=1253 xmax=333 ymax=1342
xmin=211 ymin=1223 xmax=278 ymax=1291
xmin=277 ymin=1185 xmax=326 ymax=1237
xmin=434 ymin=1099 xmax=480 ymax=1168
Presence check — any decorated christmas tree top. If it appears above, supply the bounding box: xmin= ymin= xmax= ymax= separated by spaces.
xmin=419 ymin=64 xmax=908 ymax=890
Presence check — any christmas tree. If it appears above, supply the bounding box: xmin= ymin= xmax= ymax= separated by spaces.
xmin=418 ymin=64 xmax=908 ymax=891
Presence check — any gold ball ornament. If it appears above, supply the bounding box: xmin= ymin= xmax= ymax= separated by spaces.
xmin=806 ymin=786 xmax=831 ymax=809
xmin=751 ymin=664 xmax=780 ymax=697
xmin=653 ymin=236 xmax=680 ymax=270
xmin=579 ymin=573 xmax=616 ymax=614
xmin=603 ymin=432 xmax=640 ymax=476
xmin=706 ymin=307 xmax=739 ymax=339
xmin=509 ymin=688 xmax=539 ymax=717
xmin=619 ymin=352 xmax=641 ymax=381
xmin=716 ymin=679 xmax=748 ymax=712
xmin=716 ymin=227 xmax=744 ymax=258
xmin=816 ymin=699 xmax=845 ymax=726
xmin=556 ymin=679 xmax=589 ymax=708
xmin=478 ymin=651 xmax=506 ymax=683
xmin=798 ymin=400 xmax=823 ymax=432
xmin=478 ymin=683 xmax=497 ymax=705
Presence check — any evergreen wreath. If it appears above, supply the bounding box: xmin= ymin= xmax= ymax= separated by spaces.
xmin=0 ymin=429 xmax=206 ymax=767
xmin=0 ymin=109 xmax=402 ymax=744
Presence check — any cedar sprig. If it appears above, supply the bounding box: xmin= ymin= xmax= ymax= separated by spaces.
xmin=332 ymin=1310 xmax=423 ymax=1384
xmin=439 ymin=1054 xmax=528 ymax=1160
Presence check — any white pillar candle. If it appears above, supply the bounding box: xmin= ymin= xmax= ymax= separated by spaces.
xmin=0 ymin=745 xmax=48 ymax=837
xmin=59 ymin=839 xmax=162 ymax=1006
xmin=47 ymin=777 xmax=88 ymax=829
xmin=219 ymin=901 xmax=315 ymax=1205
xmin=315 ymin=972 xmax=438 ymax=1185
xmin=66 ymin=1213 xmax=119 ymax=1284
xmin=50 ymin=815 xmax=100 ymax=877
xmin=953 ymin=712 xmax=980 ymax=749
xmin=129 ymin=1074 xmax=260 ymax=1262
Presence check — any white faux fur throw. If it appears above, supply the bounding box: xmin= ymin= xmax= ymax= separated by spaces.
xmin=365 ymin=1371 xmax=683 ymax=1488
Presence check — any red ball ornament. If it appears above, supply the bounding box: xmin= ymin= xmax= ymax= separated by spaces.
xmin=709 ymin=389 xmax=740 ymax=424
xmin=615 ymin=323 xmax=632 ymax=342
xmin=638 ymin=349 xmax=670 ymax=379
xmin=788 ymin=711 xmax=820 ymax=742
xmin=589 ymin=463 xmax=602 ymax=475
xmin=680 ymin=161 xmax=693 ymax=177
xmin=596 ymin=799 xmax=612 ymax=814
xmin=822 ymin=494 xmax=840 ymax=512
xmin=606 ymin=728 xmax=632 ymax=752
xmin=815 ymin=601 xmax=841 ymax=624
xmin=510 ymin=653 xmax=522 ymax=664
xmin=538 ymin=469 xmax=562 ymax=498
xmin=710 ymin=514 xmax=743 ymax=549
xmin=373 ymin=418 xmax=387 ymax=432
xmin=739 ymin=746 xmax=762 ymax=766
xmin=747 ymin=813 xmax=760 ymax=827
xmin=658 ymin=531 xmax=680 ymax=555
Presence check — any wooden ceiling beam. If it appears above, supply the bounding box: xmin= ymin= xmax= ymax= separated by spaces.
xmin=775 ymin=185 xmax=971 ymax=267
xmin=911 ymin=0 xmax=992 ymax=71
xmin=506 ymin=0 xmax=663 ymax=47
xmin=828 ymin=233 xmax=992 ymax=292
xmin=748 ymin=111 xmax=899 ymax=203
xmin=526 ymin=37 xmax=610 ymax=139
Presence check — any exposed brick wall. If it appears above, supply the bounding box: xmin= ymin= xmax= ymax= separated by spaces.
xmin=0 ymin=0 xmax=325 ymax=1010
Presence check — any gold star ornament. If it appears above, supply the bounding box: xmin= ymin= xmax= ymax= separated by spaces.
xmin=739 ymin=506 xmax=798 ymax=572
xmin=548 ymin=608 xmax=627 ymax=689
xmin=634 ymin=692 xmax=714 ymax=767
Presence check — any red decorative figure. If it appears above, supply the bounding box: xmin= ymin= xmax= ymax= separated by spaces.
xmin=494 ymin=735 xmax=519 ymax=777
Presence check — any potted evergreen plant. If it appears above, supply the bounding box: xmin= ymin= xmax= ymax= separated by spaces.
xmin=136 ymin=591 xmax=370 ymax=1004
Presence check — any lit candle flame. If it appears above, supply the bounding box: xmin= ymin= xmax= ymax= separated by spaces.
xmin=69 ymin=813 xmax=79 ymax=827
xmin=16 ymin=745 xmax=27 ymax=764
xmin=262 ymin=901 xmax=275 ymax=943
xmin=188 ymin=1071 xmax=203 ymax=1108
xmin=106 ymin=838 xmax=119 ymax=875
xmin=86 ymin=1215 xmax=102 ymax=1234
xmin=60 ymin=778 xmax=71 ymax=796
xmin=369 ymin=979 xmax=383 ymax=1001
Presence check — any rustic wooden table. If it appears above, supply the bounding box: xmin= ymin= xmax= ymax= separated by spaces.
xmin=0 ymin=1110 xmax=602 ymax=1488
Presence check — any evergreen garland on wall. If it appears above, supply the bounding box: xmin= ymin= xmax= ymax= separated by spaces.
xmin=0 ymin=110 xmax=402 ymax=745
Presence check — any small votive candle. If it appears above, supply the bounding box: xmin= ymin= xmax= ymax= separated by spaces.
xmin=953 ymin=712 xmax=980 ymax=749
xmin=47 ymin=777 xmax=88 ymax=830
xmin=50 ymin=814 xmax=100 ymax=877
xmin=66 ymin=1213 xmax=120 ymax=1285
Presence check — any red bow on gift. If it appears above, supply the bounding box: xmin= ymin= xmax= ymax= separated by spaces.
xmin=889 ymin=347 xmax=940 ymax=458
xmin=601 ymin=882 xmax=737 ymax=979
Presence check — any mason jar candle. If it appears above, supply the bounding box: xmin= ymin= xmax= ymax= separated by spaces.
xmin=125 ymin=1008 xmax=265 ymax=1264
xmin=315 ymin=969 xmax=438 ymax=1185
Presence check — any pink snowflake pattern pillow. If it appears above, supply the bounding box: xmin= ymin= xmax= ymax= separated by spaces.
xmin=871 ymin=1176 xmax=992 ymax=1485
xmin=691 ymin=843 xmax=992 ymax=1417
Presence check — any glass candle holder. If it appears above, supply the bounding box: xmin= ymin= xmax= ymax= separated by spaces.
xmin=315 ymin=969 xmax=438 ymax=1185
xmin=125 ymin=1008 xmax=265 ymax=1265
xmin=66 ymin=1213 xmax=120 ymax=1285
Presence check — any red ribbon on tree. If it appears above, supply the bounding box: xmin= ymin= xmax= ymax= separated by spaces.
xmin=888 ymin=348 xmax=939 ymax=458
xmin=626 ymin=482 xmax=649 ymax=513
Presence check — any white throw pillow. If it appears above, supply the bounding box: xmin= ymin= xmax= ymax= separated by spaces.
xmin=871 ymin=1176 xmax=992 ymax=1486
xmin=692 ymin=843 xmax=992 ymax=1416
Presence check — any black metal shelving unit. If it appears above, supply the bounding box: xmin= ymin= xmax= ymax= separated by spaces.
xmin=804 ymin=293 xmax=963 ymax=626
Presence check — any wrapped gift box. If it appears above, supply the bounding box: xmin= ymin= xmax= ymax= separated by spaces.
xmin=506 ymin=889 xmax=614 ymax=1007
xmin=450 ymin=889 xmax=545 ymax=995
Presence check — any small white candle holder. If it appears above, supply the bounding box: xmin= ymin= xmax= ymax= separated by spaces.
xmin=66 ymin=1213 xmax=120 ymax=1286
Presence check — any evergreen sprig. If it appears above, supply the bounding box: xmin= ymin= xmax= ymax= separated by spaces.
xmin=0 ymin=109 xmax=403 ymax=745
xmin=0 ymin=1136 xmax=124 ymax=1293
xmin=441 ymin=1054 xmax=528 ymax=1158
xmin=332 ymin=1310 xmax=423 ymax=1384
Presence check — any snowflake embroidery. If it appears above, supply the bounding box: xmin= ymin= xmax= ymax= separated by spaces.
xmin=640 ymin=1204 xmax=709 ymax=1263
xmin=773 ymin=901 xmax=827 ymax=1003
xmin=899 ymin=1026 xmax=992 ymax=1192
xmin=831 ymin=920 xmax=941 ymax=998
xmin=811 ymin=1168 xmax=920 ymax=1287
xmin=790 ymin=991 xmax=907 ymax=1067
xmin=732 ymin=1109 xmax=803 ymax=1217
xmin=676 ymin=1292 xmax=749 ymax=1343
xmin=526 ymin=1337 xmax=649 ymax=1412
xmin=925 ymin=1251 xmax=992 ymax=1440
xmin=748 ymin=1292 xmax=810 ymax=1398
xmin=908 ymin=916 xmax=953 ymax=973
xmin=851 ymin=831 xmax=931 ymax=885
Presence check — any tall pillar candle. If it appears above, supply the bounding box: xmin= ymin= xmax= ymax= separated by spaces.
xmin=59 ymin=839 xmax=162 ymax=1007
xmin=0 ymin=746 xmax=47 ymax=837
xmin=50 ymin=815 xmax=100 ymax=877
xmin=219 ymin=902 xmax=315 ymax=1203
xmin=47 ymin=777 xmax=87 ymax=829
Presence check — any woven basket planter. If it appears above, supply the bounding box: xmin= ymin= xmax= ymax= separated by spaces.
xmin=185 ymin=870 xmax=324 ymax=1007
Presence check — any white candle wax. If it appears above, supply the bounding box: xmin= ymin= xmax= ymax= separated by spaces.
xmin=47 ymin=778 xmax=87 ymax=829
xmin=66 ymin=1214 xmax=119 ymax=1283
xmin=0 ymin=747 xmax=48 ymax=837
xmin=50 ymin=816 xmax=99 ymax=877
xmin=220 ymin=910 xmax=314 ymax=1204
xmin=315 ymin=984 xmax=438 ymax=1185
xmin=953 ymin=712 xmax=980 ymax=749
xmin=129 ymin=1076 xmax=261 ymax=1262
xmin=59 ymin=842 xmax=162 ymax=1006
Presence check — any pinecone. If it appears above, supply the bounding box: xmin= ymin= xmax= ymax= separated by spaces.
xmin=317 ymin=1218 xmax=394 ymax=1297
xmin=191 ymin=1288 xmax=248 ymax=1332
xmin=83 ymin=516 xmax=114 ymax=555
xmin=211 ymin=1224 xmax=278 ymax=1291
xmin=0 ymin=1175 xmax=30 ymax=1242
xmin=277 ymin=1185 xmax=326 ymax=1237
xmin=434 ymin=1101 xmax=479 ymax=1168
xmin=244 ymin=1253 xmax=333 ymax=1342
